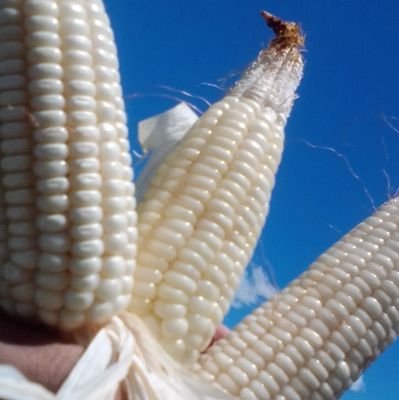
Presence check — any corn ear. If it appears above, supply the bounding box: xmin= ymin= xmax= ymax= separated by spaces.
xmin=0 ymin=0 xmax=136 ymax=330
xmin=198 ymin=196 xmax=399 ymax=399
xmin=4 ymin=4 xmax=399 ymax=400
xmin=130 ymin=13 xmax=304 ymax=363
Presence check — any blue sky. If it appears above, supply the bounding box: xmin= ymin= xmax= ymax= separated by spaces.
xmin=104 ymin=1 xmax=399 ymax=398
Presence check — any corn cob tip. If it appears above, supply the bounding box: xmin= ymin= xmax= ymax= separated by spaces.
xmin=260 ymin=10 xmax=304 ymax=50
xmin=229 ymin=11 xmax=304 ymax=119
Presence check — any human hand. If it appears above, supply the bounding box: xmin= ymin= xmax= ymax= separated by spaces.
xmin=0 ymin=311 xmax=84 ymax=394
xmin=0 ymin=312 xmax=228 ymax=399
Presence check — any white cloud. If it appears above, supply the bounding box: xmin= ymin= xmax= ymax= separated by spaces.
xmin=350 ymin=375 xmax=365 ymax=392
xmin=232 ymin=263 xmax=278 ymax=308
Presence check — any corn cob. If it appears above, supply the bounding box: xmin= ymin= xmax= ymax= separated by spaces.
xmin=4 ymin=0 xmax=399 ymax=400
xmin=198 ymin=196 xmax=399 ymax=399
xmin=129 ymin=13 xmax=304 ymax=363
xmin=0 ymin=0 xmax=137 ymax=330
xmin=2 ymin=3 xmax=399 ymax=400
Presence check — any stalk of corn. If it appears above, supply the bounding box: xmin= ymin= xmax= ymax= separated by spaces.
xmin=198 ymin=197 xmax=399 ymax=399
xmin=0 ymin=0 xmax=137 ymax=330
xmin=129 ymin=13 xmax=304 ymax=363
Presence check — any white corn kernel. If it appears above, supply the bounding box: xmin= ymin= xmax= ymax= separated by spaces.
xmin=0 ymin=0 xmax=136 ymax=330
xmin=200 ymin=196 xmax=399 ymax=398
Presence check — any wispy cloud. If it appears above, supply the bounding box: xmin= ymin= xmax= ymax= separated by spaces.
xmin=350 ymin=375 xmax=365 ymax=392
xmin=232 ymin=263 xmax=278 ymax=308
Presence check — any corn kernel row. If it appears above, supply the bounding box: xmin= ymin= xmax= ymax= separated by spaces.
xmin=199 ymin=197 xmax=399 ymax=399
xmin=0 ymin=0 xmax=137 ymax=330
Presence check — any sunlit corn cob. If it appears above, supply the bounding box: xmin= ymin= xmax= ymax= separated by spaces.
xmin=198 ymin=196 xmax=399 ymax=399
xmin=0 ymin=0 xmax=137 ymax=330
xmin=4 ymin=3 xmax=399 ymax=399
xmin=129 ymin=14 xmax=304 ymax=363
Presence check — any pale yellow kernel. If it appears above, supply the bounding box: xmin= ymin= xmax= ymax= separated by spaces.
xmin=70 ymin=274 xmax=99 ymax=291
xmin=103 ymin=213 xmax=128 ymax=232
xmin=104 ymin=232 xmax=128 ymax=253
xmin=164 ymin=270 xmax=197 ymax=294
xmin=197 ymin=280 xmax=220 ymax=301
xmin=362 ymin=296 xmax=383 ymax=319
xmin=36 ymin=214 xmax=67 ymax=232
xmin=70 ymin=206 xmax=102 ymax=224
xmin=96 ymin=278 xmax=122 ymax=301
xmin=113 ymin=294 xmax=131 ymax=312
xmin=71 ymin=239 xmax=104 ymax=258
xmin=297 ymin=367 xmax=320 ymax=390
xmin=38 ymin=253 xmax=68 ymax=272
xmin=163 ymin=338 xmax=186 ymax=361
xmin=216 ymin=372 xmax=240 ymax=395
xmin=35 ymin=289 xmax=63 ymax=311
xmin=186 ymin=333 xmax=203 ymax=349
xmin=65 ymin=291 xmax=94 ymax=310
xmin=133 ymin=281 xmax=156 ymax=299
xmin=88 ymin=302 xmax=113 ymax=323
xmin=60 ymin=310 xmax=86 ymax=330
xmin=188 ymin=314 xmax=213 ymax=336
xmin=36 ymin=271 xmax=68 ymax=291
xmin=129 ymin=297 xmax=152 ymax=316
xmin=188 ymin=296 xmax=214 ymax=316
xmin=161 ymin=318 xmax=189 ymax=339
xmin=70 ymin=223 xmax=103 ymax=240
xmin=135 ymin=267 xmax=163 ymax=284
xmin=70 ymin=257 xmax=102 ymax=275
xmin=102 ymin=256 xmax=125 ymax=277
xmin=38 ymin=233 xmax=69 ymax=253
xmin=158 ymin=282 xmax=189 ymax=304
xmin=121 ymin=276 xmax=133 ymax=293
xmin=154 ymin=302 xmax=186 ymax=319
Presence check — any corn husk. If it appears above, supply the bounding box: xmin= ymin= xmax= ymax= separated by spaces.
xmin=0 ymin=314 xmax=231 ymax=400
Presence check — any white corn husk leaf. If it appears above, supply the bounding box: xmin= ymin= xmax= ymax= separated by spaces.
xmin=0 ymin=313 xmax=231 ymax=400
xmin=136 ymin=103 xmax=198 ymax=201
xmin=138 ymin=102 xmax=198 ymax=151
xmin=0 ymin=365 xmax=55 ymax=400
